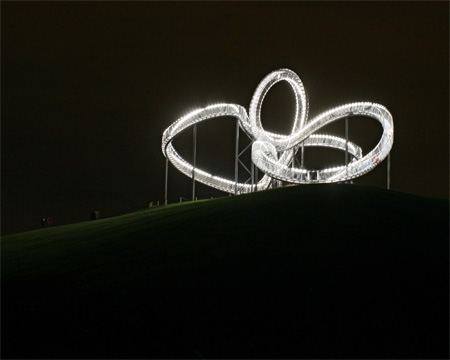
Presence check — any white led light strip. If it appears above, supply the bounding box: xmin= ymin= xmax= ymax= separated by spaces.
xmin=162 ymin=69 xmax=394 ymax=194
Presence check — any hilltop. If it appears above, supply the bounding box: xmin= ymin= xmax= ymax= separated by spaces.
xmin=2 ymin=184 xmax=449 ymax=358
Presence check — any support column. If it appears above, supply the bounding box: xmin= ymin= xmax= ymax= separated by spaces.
xmin=164 ymin=156 xmax=168 ymax=205
xmin=234 ymin=118 xmax=239 ymax=195
xmin=345 ymin=117 xmax=349 ymax=180
xmin=292 ymin=148 xmax=295 ymax=169
xmin=192 ymin=124 xmax=197 ymax=201
xmin=251 ymin=161 xmax=255 ymax=192
xmin=301 ymin=143 xmax=304 ymax=168
xmin=255 ymin=164 xmax=258 ymax=192
xmin=387 ymin=153 xmax=391 ymax=190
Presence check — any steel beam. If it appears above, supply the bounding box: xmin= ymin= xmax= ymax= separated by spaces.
xmin=192 ymin=124 xmax=197 ymax=201
xmin=345 ymin=117 xmax=349 ymax=180
xmin=234 ymin=118 xmax=239 ymax=195
xmin=301 ymin=143 xmax=304 ymax=168
xmin=164 ymin=157 xmax=168 ymax=205
xmin=387 ymin=153 xmax=391 ymax=190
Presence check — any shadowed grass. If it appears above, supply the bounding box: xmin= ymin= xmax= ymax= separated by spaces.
xmin=2 ymin=184 xmax=449 ymax=358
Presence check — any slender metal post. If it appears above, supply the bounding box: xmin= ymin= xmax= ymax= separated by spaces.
xmin=301 ymin=143 xmax=304 ymax=168
xmin=251 ymin=161 xmax=255 ymax=192
xmin=164 ymin=157 xmax=168 ymax=205
xmin=192 ymin=124 xmax=197 ymax=201
xmin=345 ymin=117 xmax=349 ymax=180
xmin=292 ymin=148 xmax=295 ymax=170
xmin=255 ymin=164 xmax=258 ymax=191
xmin=234 ymin=118 xmax=239 ymax=195
xmin=387 ymin=153 xmax=391 ymax=190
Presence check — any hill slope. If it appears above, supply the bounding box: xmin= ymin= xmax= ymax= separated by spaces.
xmin=2 ymin=184 xmax=449 ymax=358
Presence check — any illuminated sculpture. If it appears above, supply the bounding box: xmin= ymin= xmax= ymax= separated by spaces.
xmin=162 ymin=69 xmax=394 ymax=195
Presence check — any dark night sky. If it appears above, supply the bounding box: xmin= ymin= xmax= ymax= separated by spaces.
xmin=2 ymin=1 xmax=448 ymax=234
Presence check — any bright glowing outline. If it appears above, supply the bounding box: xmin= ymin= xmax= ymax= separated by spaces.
xmin=161 ymin=69 xmax=394 ymax=194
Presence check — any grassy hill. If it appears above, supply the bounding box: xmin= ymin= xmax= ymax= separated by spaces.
xmin=2 ymin=184 xmax=449 ymax=359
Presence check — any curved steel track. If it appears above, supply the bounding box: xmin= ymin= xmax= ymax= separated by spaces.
xmin=162 ymin=69 xmax=394 ymax=194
